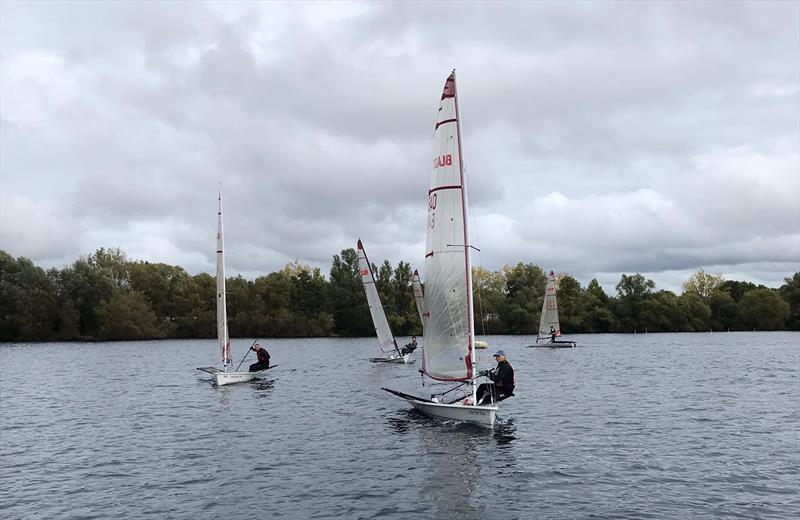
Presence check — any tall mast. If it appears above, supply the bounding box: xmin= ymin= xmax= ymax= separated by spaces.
xmin=452 ymin=70 xmax=476 ymax=393
xmin=216 ymin=188 xmax=230 ymax=369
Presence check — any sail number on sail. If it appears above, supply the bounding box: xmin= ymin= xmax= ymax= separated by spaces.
xmin=433 ymin=154 xmax=453 ymax=168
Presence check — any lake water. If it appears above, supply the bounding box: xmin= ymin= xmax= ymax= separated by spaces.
xmin=1 ymin=332 xmax=798 ymax=519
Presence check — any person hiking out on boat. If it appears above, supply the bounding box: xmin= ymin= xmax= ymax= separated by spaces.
xmin=400 ymin=336 xmax=418 ymax=356
xmin=476 ymin=350 xmax=515 ymax=405
xmin=249 ymin=343 xmax=270 ymax=372
xmin=550 ymin=326 xmax=557 ymax=342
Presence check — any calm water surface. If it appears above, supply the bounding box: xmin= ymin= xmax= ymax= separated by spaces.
xmin=1 ymin=332 xmax=798 ymax=519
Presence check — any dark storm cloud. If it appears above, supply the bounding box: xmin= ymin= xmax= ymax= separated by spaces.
xmin=1 ymin=1 xmax=797 ymax=290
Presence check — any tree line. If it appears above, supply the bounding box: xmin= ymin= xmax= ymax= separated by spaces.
xmin=1 ymin=248 xmax=797 ymax=342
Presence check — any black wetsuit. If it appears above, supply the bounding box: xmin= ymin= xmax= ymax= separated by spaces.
xmin=249 ymin=348 xmax=270 ymax=372
xmin=401 ymin=340 xmax=418 ymax=355
xmin=476 ymin=360 xmax=515 ymax=404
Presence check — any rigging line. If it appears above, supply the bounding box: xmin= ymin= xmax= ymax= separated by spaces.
xmin=463 ymin=163 xmax=488 ymax=337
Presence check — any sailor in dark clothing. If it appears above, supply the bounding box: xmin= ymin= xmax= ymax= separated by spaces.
xmin=476 ymin=350 xmax=515 ymax=405
xmin=248 ymin=343 xmax=270 ymax=372
xmin=400 ymin=336 xmax=418 ymax=356
xmin=550 ymin=326 xmax=557 ymax=342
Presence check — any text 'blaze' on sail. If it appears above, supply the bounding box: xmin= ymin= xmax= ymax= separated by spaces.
xmin=423 ymin=71 xmax=474 ymax=382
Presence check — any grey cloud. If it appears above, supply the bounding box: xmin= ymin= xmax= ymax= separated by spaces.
xmin=1 ymin=1 xmax=797 ymax=291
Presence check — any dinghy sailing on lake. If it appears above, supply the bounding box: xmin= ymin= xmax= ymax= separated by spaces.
xmin=528 ymin=270 xmax=577 ymax=348
xmin=383 ymin=70 xmax=502 ymax=427
xmin=197 ymin=191 xmax=275 ymax=385
xmin=358 ymin=239 xmax=416 ymax=364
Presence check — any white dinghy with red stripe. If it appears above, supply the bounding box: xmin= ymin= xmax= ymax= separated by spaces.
xmin=357 ymin=239 xmax=414 ymax=364
xmin=383 ymin=71 xmax=499 ymax=427
xmin=197 ymin=190 xmax=274 ymax=385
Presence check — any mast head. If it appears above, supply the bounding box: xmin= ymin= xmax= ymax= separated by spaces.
xmin=357 ymin=238 xmax=363 ymax=249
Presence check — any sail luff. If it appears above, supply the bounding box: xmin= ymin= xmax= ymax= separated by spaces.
xmin=357 ymin=240 xmax=399 ymax=356
xmin=452 ymin=70 xmax=476 ymax=384
xmin=216 ymin=190 xmax=230 ymax=368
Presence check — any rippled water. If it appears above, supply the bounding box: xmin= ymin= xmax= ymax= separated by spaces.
xmin=1 ymin=332 xmax=798 ymax=519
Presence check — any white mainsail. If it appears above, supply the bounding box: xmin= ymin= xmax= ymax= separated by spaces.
xmin=216 ymin=191 xmax=231 ymax=368
xmin=538 ymin=270 xmax=561 ymax=340
xmin=357 ymin=239 xmax=400 ymax=356
xmin=412 ymin=269 xmax=425 ymax=325
xmin=422 ymin=70 xmax=475 ymax=382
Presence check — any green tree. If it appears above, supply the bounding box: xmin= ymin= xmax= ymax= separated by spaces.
xmin=739 ymin=289 xmax=790 ymax=330
xmin=677 ymin=292 xmax=712 ymax=331
xmin=555 ymin=274 xmax=583 ymax=333
xmin=473 ymin=266 xmax=507 ymax=334
xmin=582 ymin=279 xmax=615 ymax=332
xmin=615 ymin=273 xmax=656 ymax=332
xmin=0 ymin=252 xmax=59 ymax=340
xmin=504 ymin=263 xmax=546 ymax=334
xmin=779 ymin=273 xmax=800 ymax=330
xmin=708 ymin=291 xmax=740 ymax=331
xmin=330 ymin=248 xmax=372 ymax=336
xmin=96 ymin=291 xmax=166 ymax=340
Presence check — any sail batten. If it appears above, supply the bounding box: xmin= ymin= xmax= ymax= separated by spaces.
xmin=538 ymin=271 xmax=561 ymax=339
xmin=422 ymin=70 xmax=474 ymax=382
xmin=357 ymin=240 xmax=399 ymax=355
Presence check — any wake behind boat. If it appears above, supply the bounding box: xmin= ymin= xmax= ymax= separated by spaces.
xmin=357 ymin=239 xmax=417 ymax=364
xmin=527 ymin=270 xmax=577 ymax=348
xmin=382 ymin=70 xmax=502 ymax=427
xmin=196 ymin=190 xmax=276 ymax=385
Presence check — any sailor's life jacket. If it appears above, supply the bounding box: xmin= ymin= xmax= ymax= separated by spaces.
xmin=491 ymin=360 xmax=515 ymax=392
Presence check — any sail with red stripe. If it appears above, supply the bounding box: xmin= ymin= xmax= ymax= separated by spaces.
xmin=421 ymin=70 xmax=475 ymax=382
xmin=538 ymin=270 xmax=561 ymax=340
xmin=357 ymin=239 xmax=399 ymax=356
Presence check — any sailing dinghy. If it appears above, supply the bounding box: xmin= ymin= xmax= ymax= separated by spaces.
xmin=357 ymin=239 xmax=415 ymax=364
xmin=197 ymin=191 xmax=275 ymax=385
xmin=527 ymin=270 xmax=577 ymax=348
xmin=383 ymin=71 xmax=500 ymax=427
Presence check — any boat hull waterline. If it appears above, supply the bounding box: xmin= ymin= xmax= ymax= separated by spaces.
xmin=382 ymin=388 xmax=498 ymax=427
xmin=197 ymin=366 xmax=276 ymax=386
xmin=527 ymin=340 xmax=577 ymax=348
xmin=369 ymin=353 xmax=413 ymax=364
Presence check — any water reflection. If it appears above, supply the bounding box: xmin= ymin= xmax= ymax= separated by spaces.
xmin=493 ymin=418 xmax=517 ymax=445
xmin=416 ymin=421 xmax=490 ymax=520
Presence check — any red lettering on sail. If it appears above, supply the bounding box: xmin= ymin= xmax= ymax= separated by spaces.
xmin=433 ymin=154 xmax=453 ymax=169
xmin=360 ymin=268 xmax=369 ymax=276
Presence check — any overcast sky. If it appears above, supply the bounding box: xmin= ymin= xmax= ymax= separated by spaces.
xmin=1 ymin=0 xmax=798 ymax=293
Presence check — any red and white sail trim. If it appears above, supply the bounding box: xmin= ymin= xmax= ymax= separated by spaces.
xmin=216 ymin=190 xmax=231 ymax=367
xmin=357 ymin=239 xmax=400 ymax=356
xmin=421 ymin=70 xmax=475 ymax=382
xmin=538 ymin=270 xmax=561 ymax=339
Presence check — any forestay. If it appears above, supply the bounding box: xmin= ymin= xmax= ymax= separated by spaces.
xmin=216 ymin=191 xmax=231 ymax=367
xmin=357 ymin=240 xmax=399 ymax=356
xmin=538 ymin=270 xmax=561 ymax=339
xmin=422 ymin=71 xmax=474 ymax=382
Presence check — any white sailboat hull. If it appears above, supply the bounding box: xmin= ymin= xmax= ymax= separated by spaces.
xmin=528 ymin=338 xmax=577 ymax=348
xmin=369 ymin=353 xmax=413 ymax=364
xmin=410 ymin=399 xmax=497 ymax=427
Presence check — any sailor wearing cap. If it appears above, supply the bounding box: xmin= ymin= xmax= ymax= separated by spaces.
xmin=476 ymin=350 xmax=515 ymax=405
